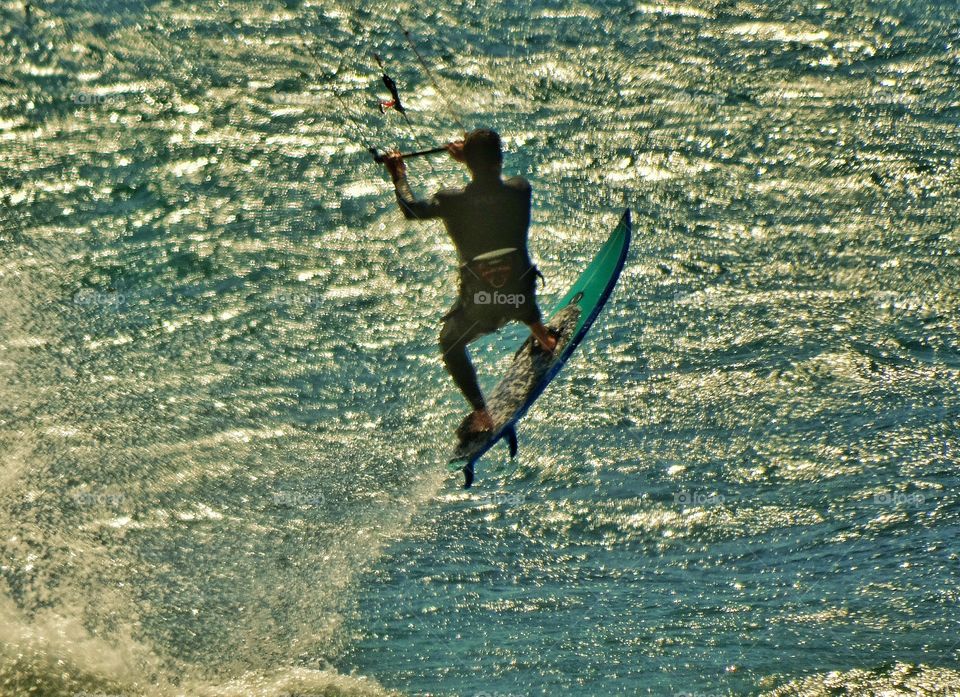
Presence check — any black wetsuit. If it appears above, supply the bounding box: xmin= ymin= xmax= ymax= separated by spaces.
xmin=393 ymin=173 xmax=542 ymax=411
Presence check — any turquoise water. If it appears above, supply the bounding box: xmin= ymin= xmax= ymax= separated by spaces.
xmin=1 ymin=0 xmax=959 ymax=695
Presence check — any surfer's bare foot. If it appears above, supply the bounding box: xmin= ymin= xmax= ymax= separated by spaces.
xmin=529 ymin=322 xmax=558 ymax=353
xmin=470 ymin=408 xmax=495 ymax=433
xmin=455 ymin=408 xmax=494 ymax=444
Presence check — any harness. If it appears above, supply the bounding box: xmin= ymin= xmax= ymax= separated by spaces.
xmin=460 ymin=247 xmax=544 ymax=291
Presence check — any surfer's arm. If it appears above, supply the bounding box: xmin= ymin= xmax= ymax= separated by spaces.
xmin=394 ymin=174 xmax=443 ymax=220
xmin=384 ymin=152 xmax=442 ymax=220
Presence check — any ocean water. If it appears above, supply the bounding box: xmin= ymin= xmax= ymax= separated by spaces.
xmin=1 ymin=0 xmax=959 ymax=695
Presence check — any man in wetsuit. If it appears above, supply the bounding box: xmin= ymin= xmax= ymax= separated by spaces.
xmin=383 ymin=129 xmax=557 ymax=439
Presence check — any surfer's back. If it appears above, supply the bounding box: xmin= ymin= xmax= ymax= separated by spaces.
xmin=435 ymin=176 xmax=532 ymax=264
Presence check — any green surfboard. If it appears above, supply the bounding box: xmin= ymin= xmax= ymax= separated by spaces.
xmin=449 ymin=209 xmax=632 ymax=487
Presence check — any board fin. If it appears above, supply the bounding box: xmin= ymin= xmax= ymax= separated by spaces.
xmin=462 ymin=463 xmax=474 ymax=489
xmin=505 ymin=426 xmax=518 ymax=458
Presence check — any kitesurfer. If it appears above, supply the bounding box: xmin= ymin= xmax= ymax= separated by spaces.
xmin=382 ymin=128 xmax=557 ymax=439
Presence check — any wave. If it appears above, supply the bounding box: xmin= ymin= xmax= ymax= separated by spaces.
xmin=0 ymin=592 xmax=401 ymax=697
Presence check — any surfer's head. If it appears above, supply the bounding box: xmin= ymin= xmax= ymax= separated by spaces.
xmin=464 ymin=128 xmax=503 ymax=177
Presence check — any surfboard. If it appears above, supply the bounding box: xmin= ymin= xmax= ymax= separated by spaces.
xmin=448 ymin=209 xmax=632 ymax=487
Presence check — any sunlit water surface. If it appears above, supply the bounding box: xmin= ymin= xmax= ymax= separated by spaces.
xmin=1 ymin=0 xmax=958 ymax=695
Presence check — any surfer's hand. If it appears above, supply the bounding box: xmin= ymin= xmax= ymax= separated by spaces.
xmin=383 ymin=151 xmax=406 ymax=181
xmin=447 ymin=140 xmax=466 ymax=163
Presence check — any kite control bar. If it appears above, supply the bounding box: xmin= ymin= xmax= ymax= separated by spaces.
xmin=368 ymin=144 xmax=449 ymax=164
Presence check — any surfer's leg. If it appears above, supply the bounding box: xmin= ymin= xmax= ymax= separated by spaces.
xmin=439 ymin=308 xmax=493 ymax=412
xmin=527 ymin=320 xmax=558 ymax=353
xmin=511 ymin=281 xmax=556 ymax=353
xmin=440 ymin=322 xmax=496 ymax=436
